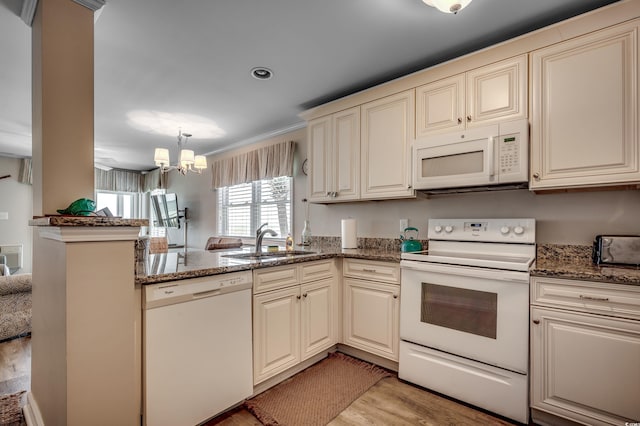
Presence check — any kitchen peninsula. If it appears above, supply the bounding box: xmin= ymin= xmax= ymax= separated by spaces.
xmin=28 ymin=216 xmax=146 ymax=426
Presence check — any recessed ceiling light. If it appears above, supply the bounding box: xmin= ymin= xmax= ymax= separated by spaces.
xmin=251 ymin=67 xmax=273 ymax=80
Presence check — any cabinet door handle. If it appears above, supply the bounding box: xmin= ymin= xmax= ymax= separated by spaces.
xmin=532 ymin=319 xmax=540 ymax=324
xmin=296 ymin=295 xmax=301 ymax=300
xmin=532 ymin=172 xmax=540 ymax=179
xmin=457 ymin=117 xmax=462 ymax=124
xmin=303 ymin=293 xmax=308 ymax=298
xmin=393 ymin=294 xmax=398 ymax=299
xmin=466 ymin=115 xmax=472 ymax=122
xmin=579 ymin=295 xmax=610 ymax=302
xmin=362 ymin=268 xmax=377 ymax=273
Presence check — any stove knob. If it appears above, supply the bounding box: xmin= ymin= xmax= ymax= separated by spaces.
xmin=434 ymin=225 xmax=443 ymax=233
xmin=444 ymin=225 xmax=454 ymax=233
xmin=500 ymin=226 xmax=511 ymax=235
xmin=514 ymin=226 xmax=525 ymax=235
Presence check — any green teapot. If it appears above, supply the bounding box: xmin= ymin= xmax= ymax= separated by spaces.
xmin=400 ymin=227 xmax=423 ymax=252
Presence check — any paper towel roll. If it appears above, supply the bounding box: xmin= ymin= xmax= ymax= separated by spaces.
xmin=341 ymin=219 xmax=357 ymax=249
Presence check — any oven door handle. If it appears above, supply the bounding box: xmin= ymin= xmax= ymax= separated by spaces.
xmin=401 ymin=261 xmax=530 ymax=283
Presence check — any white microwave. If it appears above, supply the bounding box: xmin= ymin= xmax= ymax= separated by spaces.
xmin=412 ymin=119 xmax=528 ymax=191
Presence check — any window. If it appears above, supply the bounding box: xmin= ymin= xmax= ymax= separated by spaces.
xmin=95 ymin=191 xmax=140 ymax=218
xmin=218 ymin=176 xmax=292 ymax=239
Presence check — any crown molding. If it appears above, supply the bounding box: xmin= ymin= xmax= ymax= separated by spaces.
xmin=20 ymin=0 xmax=37 ymax=26
xmin=203 ymin=121 xmax=306 ymax=157
xmin=20 ymin=0 xmax=106 ymax=26
xmin=72 ymin=0 xmax=106 ymax=12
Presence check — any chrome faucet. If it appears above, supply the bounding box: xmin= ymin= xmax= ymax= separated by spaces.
xmin=255 ymin=223 xmax=277 ymax=254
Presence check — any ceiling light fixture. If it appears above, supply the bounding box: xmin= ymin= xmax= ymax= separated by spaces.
xmin=422 ymin=0 xmax=472 ymax=14
xmin=154 ymin=130 xmax=207 ymax=175
xmin=251 ymin=67 xmax=273 ymax=80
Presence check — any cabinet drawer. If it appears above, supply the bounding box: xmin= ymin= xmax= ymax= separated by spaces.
xmin=300 ymin=259 xmax=335 ymax=283
xmin=343 ymin=259 xmax=400 ymax=284
xmin=531 ymin=276 xmax=640 ymax=320
xmin=253 ymin=264 xmax=299 ymax=294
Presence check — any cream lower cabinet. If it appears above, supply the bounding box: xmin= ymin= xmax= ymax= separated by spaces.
xmin=530 ymin=20 xmax=640 ymax=190
xmin=342 ymin=259 xmax=400 ymax=361
xmin=530 ymin=277 xmax=640 ymax=426
xmin=253 ymin=260 xmax=338 ymax=384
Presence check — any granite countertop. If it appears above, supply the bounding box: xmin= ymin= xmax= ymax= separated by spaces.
xmin=30 ymin=216 xmax=148 ymax=227
xmin=138 ymin=240 xmax=640 ymax=286
xmin=136 ymin=238 xmax=405 ymax=285
xmin=532 ymin=244 xmax=640 ymax=286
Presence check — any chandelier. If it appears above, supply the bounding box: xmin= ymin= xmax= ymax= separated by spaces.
xmin=422 ymin=0 xmax=472 ymax=14
xmin=154 ymin=130 xmax=207 ymax=175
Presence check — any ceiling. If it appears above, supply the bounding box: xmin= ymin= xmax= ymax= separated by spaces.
xmin=0 ymin=0 xmax=621 ymax=171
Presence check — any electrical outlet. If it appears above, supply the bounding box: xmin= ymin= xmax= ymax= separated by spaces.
xmin=400 ymin=218 xmax=408 ymax=234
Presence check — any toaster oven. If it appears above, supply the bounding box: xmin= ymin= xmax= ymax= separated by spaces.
xmin=592 ymin=235 xmax=640 ymax=266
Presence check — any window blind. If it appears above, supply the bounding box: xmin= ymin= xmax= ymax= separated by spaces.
xmin=218 ymin=176 xmax=291 ymax=238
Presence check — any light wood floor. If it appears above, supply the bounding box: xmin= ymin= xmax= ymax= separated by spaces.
xmin=0 ymin=336 xmax=30 ymax=397
xmin=1 ymin=339 xmax=525 ymax=425
xmin=210 ymin=375 xmax=521 ymax=425
xmin=209 ymin=370 xmax=525 ymax=426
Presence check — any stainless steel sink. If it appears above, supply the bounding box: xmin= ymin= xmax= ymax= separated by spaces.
xmin=222 ymin=250 xmax=316 ymax=260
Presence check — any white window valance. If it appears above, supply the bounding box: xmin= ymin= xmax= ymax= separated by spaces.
xmin=211 ymin=141 xmax=296 ymax=189
xmin=94 ymin=168 xmax=144 ymax=193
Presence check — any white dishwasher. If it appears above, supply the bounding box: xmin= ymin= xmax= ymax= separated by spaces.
xmin=143 ymin=271 xmax=253 ymax=426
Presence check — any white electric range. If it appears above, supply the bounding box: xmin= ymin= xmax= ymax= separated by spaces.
xmin=399 ymin=218 xmax=536 ymax=424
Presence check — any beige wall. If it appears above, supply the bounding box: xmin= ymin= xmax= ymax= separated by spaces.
xmin=167 ymin=128 xmax=640 ymax=248
xmin=308 ymin=188 xmax=640 ymax=245
xmin=165 ymin=128 xmax=307 ymax=249
xmin=0 ymin=156 xmax=33 ymax=272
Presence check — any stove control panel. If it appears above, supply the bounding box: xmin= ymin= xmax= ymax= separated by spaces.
xmin=428 ymin=218 xmax=535 ymax=243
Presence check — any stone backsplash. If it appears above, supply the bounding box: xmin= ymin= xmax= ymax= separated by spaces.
xmin=308 ymin=236 xmax=428 ymax=252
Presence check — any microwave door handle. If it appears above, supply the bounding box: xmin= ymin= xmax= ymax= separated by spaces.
xmin=486 ymin=136 xmax=495 ymax=177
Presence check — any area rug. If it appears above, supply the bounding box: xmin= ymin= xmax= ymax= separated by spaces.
xmin=0 ymin=390 xmax=26 ymax=426
xmin=244 ymin=352 xmax=391 ymax=426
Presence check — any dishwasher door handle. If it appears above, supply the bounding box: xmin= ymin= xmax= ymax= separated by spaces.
xmin=193 ymin=289 xmax=222 ymax=298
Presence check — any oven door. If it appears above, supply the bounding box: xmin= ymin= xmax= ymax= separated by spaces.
xmin=413 ymin=126 xmax=498 ymax=190
xmin=400 ymin=260 xmax=529 ymax=373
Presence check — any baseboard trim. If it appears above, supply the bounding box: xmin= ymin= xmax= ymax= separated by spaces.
xmin=23 ymin=392 xmax=44 ymax=426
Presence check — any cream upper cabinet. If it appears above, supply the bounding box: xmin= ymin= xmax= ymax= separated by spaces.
xmin=361 ymin=90 xmax=415 ymax=200
xmin=308 ymin=107 xmax=360 ymax=203
xmin=308 ymin=116 xmax=332 ymax=202
xmin=416 ymin=55 xmax=527 ymax=137
xmin=530 ymin=20 xmax=640 ymax=190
